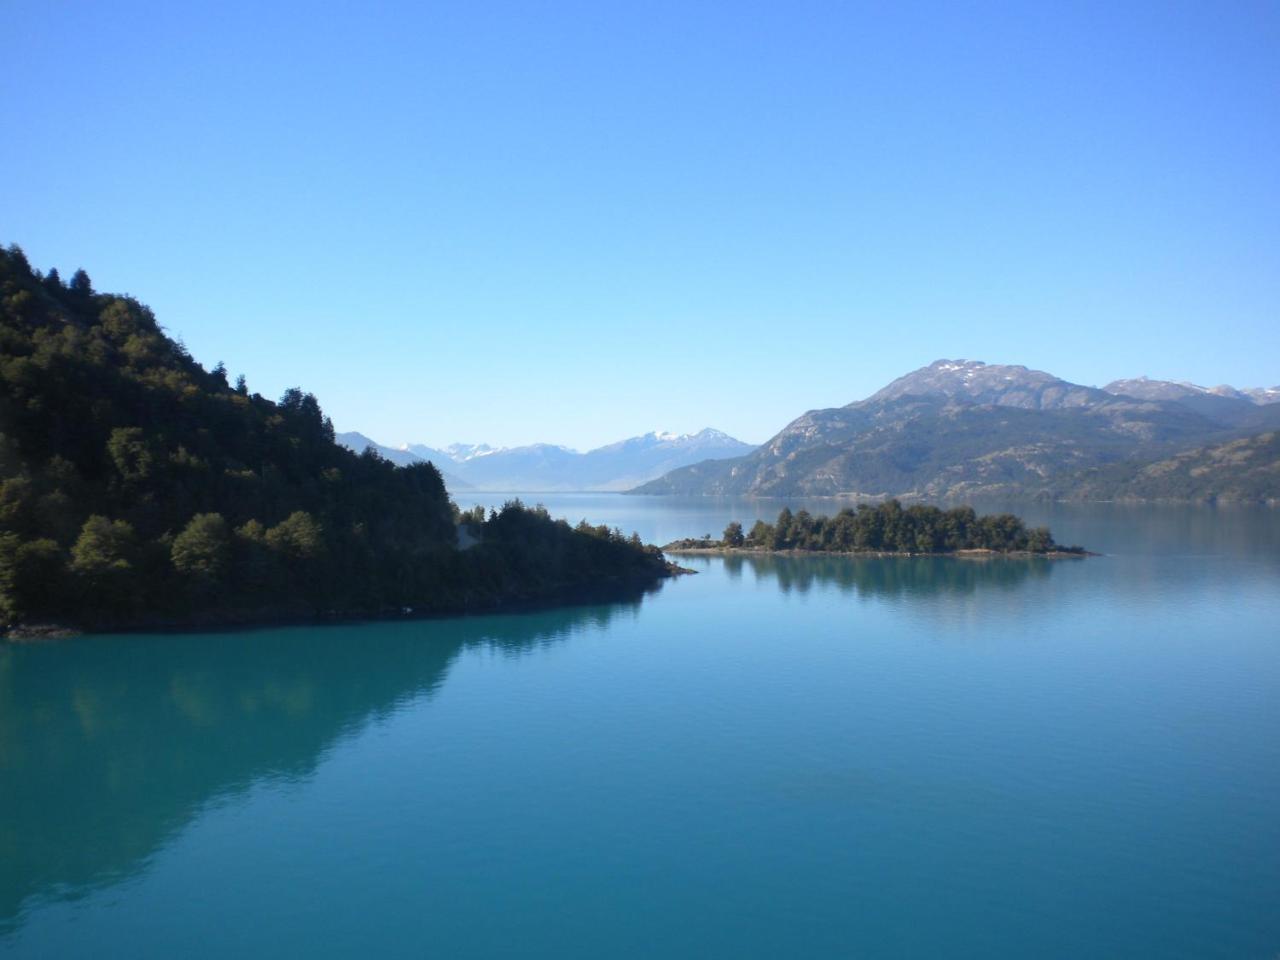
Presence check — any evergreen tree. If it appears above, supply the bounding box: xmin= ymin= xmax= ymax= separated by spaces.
xmin=69 ymin=269 xmax=93 ymax=296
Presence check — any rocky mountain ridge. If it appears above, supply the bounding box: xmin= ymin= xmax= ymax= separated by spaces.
xmin=631 ymin=360 xmax=1280 ymax=502
xmin=339 ymin=428 xmax=755 ymax=492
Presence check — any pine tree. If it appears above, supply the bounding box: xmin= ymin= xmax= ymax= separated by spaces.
xmin=69 ymin=269 xmax=93 ymax=296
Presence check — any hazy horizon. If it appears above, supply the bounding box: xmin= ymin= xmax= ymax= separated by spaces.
xmin=4 ymin=0 xmax=1277 ymax=449
xmin=335 ymin=356 xmax=1280 ymax=454
xmin=337 ymin=425 xmax=767 ymax=454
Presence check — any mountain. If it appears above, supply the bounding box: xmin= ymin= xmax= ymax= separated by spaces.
xmin=1105 ymin=376 xmax=1280 ymax=406
xmin=1072 ymin=431 xmax=1280 ymax=502
xmin=574 ymin=429 xmax=756 ymax=491
xmin=450 ymin=429 xmax=755 ymax=491
xmin=1241 ymin=387 xmax=1280 ymax=405
xmin=632 ymin=360 xmax=1280 ymax=502
xmin=335 ymin=432 xmax=471 ymax=489
xmin=341 ymin=428 xmax=754 ymax=492
xmin=1103 ymin=376 xmax=1280 ymax=422
xmin=443 ymin=443 xmax=500 ymax=461
xmin=335 ymin=431 xmax=420 ymax=467
xmin=404 ymin=442 xmax=459 ymax=463
xmin=870 ymin=359 xmax=1110 ymax=409
xmin=443 ymin=443 xmax=581 ymax=491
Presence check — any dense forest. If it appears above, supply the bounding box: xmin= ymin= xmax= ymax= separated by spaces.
xmin=0 ymin=245 xmax=674 ymax=632
xmin=666 ymin=501 xmax=1082 ymax=555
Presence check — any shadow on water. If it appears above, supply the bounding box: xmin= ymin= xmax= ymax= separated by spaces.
xmin=0 ymin=583 xmax=660 ymax=931
xmin=719 ymin=553 xmax=1054 ymax=598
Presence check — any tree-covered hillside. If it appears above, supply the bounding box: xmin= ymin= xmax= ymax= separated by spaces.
xmin=0 ymin=245 xmax=673 ymax=631
xmin=1070 ymin=432 xmax=1280 ymax=503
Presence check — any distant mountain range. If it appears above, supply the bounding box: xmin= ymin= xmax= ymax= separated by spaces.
xmin=337 ymin=429 xmax=754 ymax=492
xmin=630 ymin=360 xmax=1280 ymax=503
xmin=334 ymin=432 xmax=475 ymax=489
xmin=1100 ymin=376 xmax=1280 ymax=421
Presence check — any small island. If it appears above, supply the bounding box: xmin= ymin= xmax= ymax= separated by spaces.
xmin=664 ymin=502 xmax=1088 ymax=557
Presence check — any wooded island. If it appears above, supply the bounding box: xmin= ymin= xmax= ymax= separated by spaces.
xmin=665 ymin=502 xmax=1086 ymax=556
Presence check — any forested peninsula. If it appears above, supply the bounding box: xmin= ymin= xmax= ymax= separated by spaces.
xmin=0 ymin=245 xmax=678 ymax=635
xmin=664 ymin=502 xmax=1086 ymax=557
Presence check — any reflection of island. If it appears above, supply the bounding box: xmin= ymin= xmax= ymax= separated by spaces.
xmin=718 ymin=553 xmax=1053 ymax=598
xmin=0 ymin=586 xmax=657 ymax=930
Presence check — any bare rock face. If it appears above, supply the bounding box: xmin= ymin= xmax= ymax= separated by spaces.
xmin=1240 ymin=387 xmax=1280 ymax=405
xmin=1104 ymin=376 xmax=1280 ymax=407
xmin=867 ymin=359 xmax=1108 ymax=410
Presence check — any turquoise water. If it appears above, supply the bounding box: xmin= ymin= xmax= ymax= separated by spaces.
xmin=2 ymin=499 xmax=1278 ymax=958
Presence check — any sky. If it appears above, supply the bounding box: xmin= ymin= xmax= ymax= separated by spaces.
xmin=3 ymin=0 xmax=1278 ymax=450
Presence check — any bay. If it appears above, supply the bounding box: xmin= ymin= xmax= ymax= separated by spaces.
xmin=2 ymin=497 xmax=1278 ymax=958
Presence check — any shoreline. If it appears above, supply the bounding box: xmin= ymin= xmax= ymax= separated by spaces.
xmin=3 ymin=566 xmax=694 ymax=643
xmin=625 ymin=491 xmax=1279 ymax=507
xmin=663 ymin=545 xmax=1092 ymax=559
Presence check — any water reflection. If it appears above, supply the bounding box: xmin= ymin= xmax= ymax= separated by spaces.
xmin=0 ymin=587 xmax=655 ymax=930
xmin=723 ymin=553 xmax=1054 ymax=598
xmin=459 ymin=493 xmax=1280 ymax=566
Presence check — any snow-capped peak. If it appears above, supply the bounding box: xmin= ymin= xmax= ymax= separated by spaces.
xmin=446 ymin=443 xmax=503 ymax=461
xmin=641 ymin=429 xmax=737 ymax=445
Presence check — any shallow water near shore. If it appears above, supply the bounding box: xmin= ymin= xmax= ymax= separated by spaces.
xmin=2 ymin=497 xmax=1278 ymax=958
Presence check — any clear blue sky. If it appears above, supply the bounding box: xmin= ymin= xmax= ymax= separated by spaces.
xmin=4 ymin=0 xmax=1278 ymax=450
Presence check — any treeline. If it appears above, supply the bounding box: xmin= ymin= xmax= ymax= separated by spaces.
xmin=0 ymin=245 xmax=671 ymax=631
xmin=671 ymin=501 xmax=1079 ymax=554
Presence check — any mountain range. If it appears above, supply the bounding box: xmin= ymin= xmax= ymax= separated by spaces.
xmin=337 ymin=428 xmax=754 ymax=492
xmin=630 ymin=360 xmax=1280 ymax=503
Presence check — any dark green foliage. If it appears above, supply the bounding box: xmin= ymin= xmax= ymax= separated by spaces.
xmin=672 ymin=500 xmax=1078 ymax=555
xmin=68 ymin=269 xmax=92 ymax=296
xmin=171 ymin=513 xmax=232 ymax=581
xmin=450 ymin=501 xmax=671 ymax=605
xmin=1070 ymin=431 xmax=1280 ymax=503
xmin=0 ymin=245 xmax=670 ymax=630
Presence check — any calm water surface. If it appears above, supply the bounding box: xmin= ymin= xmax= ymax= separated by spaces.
xmin=2 ymin=498 xmax=1278 ymax=958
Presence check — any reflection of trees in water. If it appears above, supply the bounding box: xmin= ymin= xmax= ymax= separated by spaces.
xmin=722 ymin=553 xmax=1053 ymax=598
xmin=962 ymin=499 xmax=1280 ymax=564
xmin=0 ymin=584 xmax=656 ymax=931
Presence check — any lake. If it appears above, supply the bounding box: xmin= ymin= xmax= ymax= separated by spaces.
xmin=2 ymin=496 xmax=1278 ymax=958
